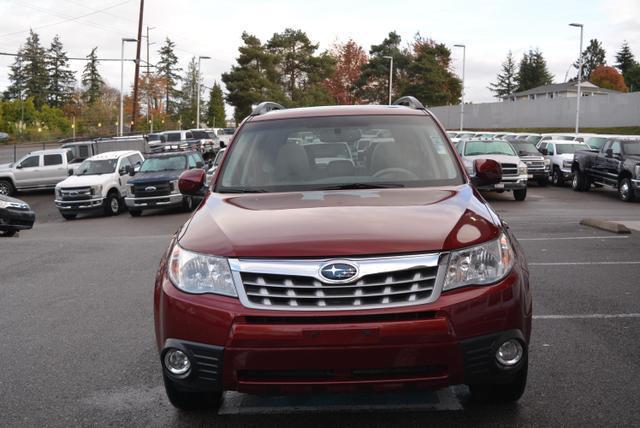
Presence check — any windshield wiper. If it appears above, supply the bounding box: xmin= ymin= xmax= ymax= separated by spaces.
xmin=220 ymin=187 xmax=269 ymax=193
xmin=315 ymin=182 xmax=405 ymax=190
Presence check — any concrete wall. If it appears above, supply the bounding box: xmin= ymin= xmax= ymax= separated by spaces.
xmin=430 ymin=92 xmax=640 ymax=130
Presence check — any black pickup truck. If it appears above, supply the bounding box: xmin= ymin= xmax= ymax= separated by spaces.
xmin=572 ymin=138 xmax=640 ymax=201
xmin=125 ymin=151 xmax=207 ymax=216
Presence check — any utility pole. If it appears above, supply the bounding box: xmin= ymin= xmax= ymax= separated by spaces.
xmin=570 ymin=23 xmax=584 ymax=133
xmin=131 ymin=0 xmax=144 ymax=132
xmin=196 ymin=56 xmax=211 ymax=129
xmin=383 ymin=56 xmax=393 ymax=105
xmin=145 ymin=26 xmax=155 ymax=133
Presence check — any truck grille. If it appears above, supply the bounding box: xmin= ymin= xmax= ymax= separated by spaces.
xmin=59 ymin=187 xmax=92 ymax=201
xmin=133 ymin=182 xmax=171 ymax=197
xmin=500 ymin=163 xmax=518 ymax=177
xmin=231 ymin=254 xmax=443 ymax=311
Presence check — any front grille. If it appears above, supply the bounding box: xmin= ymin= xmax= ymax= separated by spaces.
xmin=133 ymin=182 xmax=171 ymax=197
xmin=523 ymin=160 xmax=545 ymax=170
xmin=59 ymin=187 xmax=92 ymax=201
xmin=500 ymin=163 xmax=518 ymax=176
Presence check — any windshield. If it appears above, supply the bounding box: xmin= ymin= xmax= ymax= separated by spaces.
xmin=76 ymin=159 xmax=117 ymax=175
xmin=584 ymin=137 xmax=608 ymax=149
xmin=525 ymin=135 xmax=543 ymax=144
xmin=216 ymin=115 xmax=463 ymax=193
xmin=556 ymin=144 xmax=586 ymax=154
xmin=464 ymin=140 xmax=516 ymax=156
xmin=510 ymin=142 xmax=540 ymax=156
xmin=140 ymin=156 xmax=187 ymax=172
xmin=147 ymin=134 xmax=162 ymax=142
xmin=623 ymin=141 xmax=640 ymax=155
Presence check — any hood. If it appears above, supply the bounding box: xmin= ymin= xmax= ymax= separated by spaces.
xmin=0 ymin=193 xmax=28 ymax=205
xmin=464 ymin=154 xmax=521 ymax=164
xmin=0 ymin=162 xmax=14 ymax=172
xmin=178 ymin=185 xmax=501 ymax=258
xmin=57 ymin=174 xmax=114 ymax=188
xmin=555 ymin=153 xmax=575 ymax=161
xmin=127 ymin=170 xmax=181 ymax=184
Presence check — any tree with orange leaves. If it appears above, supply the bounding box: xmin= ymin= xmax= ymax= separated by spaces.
xmin=325 ymin=39 xmax=368 ymax=105
xmin=590 ymin=65 xmax=628 ymax=92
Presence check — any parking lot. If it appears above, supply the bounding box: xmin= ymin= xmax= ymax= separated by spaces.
xmin=1 ymin=185 xmax=639 ymax=427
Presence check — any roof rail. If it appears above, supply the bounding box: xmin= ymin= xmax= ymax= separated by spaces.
xmin=251 ymin=101 xmax=285 ymax=116
xmin=392 ymin=96 xmax=426 ymax=110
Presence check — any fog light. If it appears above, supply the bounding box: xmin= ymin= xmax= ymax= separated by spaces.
xmin=164 ymin=349 xmax=191 ymax=376
xmin=496 ymin=340 xmax=523 ymax=366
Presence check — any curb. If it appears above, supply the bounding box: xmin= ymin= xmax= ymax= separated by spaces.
xmin=580 ymin=218 xmax=632 ymax=234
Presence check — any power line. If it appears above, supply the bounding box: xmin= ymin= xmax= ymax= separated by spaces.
xmin=0 ymin=51 xmax=135 ymax=62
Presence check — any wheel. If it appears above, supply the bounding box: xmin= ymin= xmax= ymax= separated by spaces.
xmin=0 ymin=229 xmax=17 ymax=237
xmin=618 ymin=178 xmax=636 ymax=202
xmin=129 ymin=209 xmax=142 ymax=217
xmin=513 ymin=188 xmax=527 ymax=201
xmin=469 ymin=361 xmax=528 ymax=404
xmin=61 ymin=212 xmax=77 ymax=220
xmin=552 ymin=167 xmax=564 ymax=186
xmin=0 ymin=179 xmax=14 ymax=196
xmin=572 ymin=169 xmax=588 ymax=192
xmin=104 ymin=192 xmax=121 ymax=216
xmin=536 ymin=177 xmax=547 ymax=187
xmin=182 ymin=196 xmax=195 ymax=212
xmin=163 ymin=374 xmax=222 ymax=411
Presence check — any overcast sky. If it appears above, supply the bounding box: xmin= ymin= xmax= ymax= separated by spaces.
xmin=0 ymin=0 xmax=638 ymax=108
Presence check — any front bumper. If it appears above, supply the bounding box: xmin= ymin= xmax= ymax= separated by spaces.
xmin=125 ymin=193 xmax=183 ymax=210
xmin=527 ymin=169 xmax=549 ymax=181
xmin=55 ymin=198 xmax=104 ymax=211
xmin=155 ymin=268 xmax=531 ymax=394
xmin=478 ymin=176 xmax=528 ymax=191
xmin=0 ymin=208 xmax=36 ymax=231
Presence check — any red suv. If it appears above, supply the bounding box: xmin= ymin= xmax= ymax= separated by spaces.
xmin=154 ymin=97 xmax=532 ymax=410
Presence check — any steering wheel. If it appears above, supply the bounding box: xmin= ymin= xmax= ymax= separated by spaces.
xmin=372 ymin=168 xmax=419 ymax=180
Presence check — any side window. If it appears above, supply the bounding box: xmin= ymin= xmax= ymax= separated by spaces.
xmin=575 ymin=137 xmax=584 ymax=142
xmin=547 ymin=144 xmax=555 ymax=155
xmin=78 ymin=146 xmax=89 ymax=159
xmin=66 ymin=151 xmax=74 ymax=163
xmin=128 ymin=154 xmax=143 ymax=166
xmin=186 ymin=132 xmax=193 ymax=139
xmin=187 ymin=154 xmax=197 ymax=168
xmin=43 ymin=154 xmax=63 ymax=166
xmin=19 ymin=155 xmax=40 ymax=168
xmin=539 ymin=143 xmax=547 ymax=151
xmin=611 ymin=141 xmax=622 ymax=155
xmin=118 ymin=157 xmax=132 ymax=173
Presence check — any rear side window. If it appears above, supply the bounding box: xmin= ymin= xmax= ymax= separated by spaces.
xmin=44 ymin=154 xmax=63 ymax=166
xmin=66 ymin=151 xmax=74 ymax=162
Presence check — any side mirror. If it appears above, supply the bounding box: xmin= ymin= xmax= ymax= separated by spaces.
xmin=195 ymin=161 xmax=204 ymax=169
xmin=68 ymin=169 xmax=74 ymax=176
xmin=125 ymin=165 xmax=135 ymax=176
xmin=605 ymin=148 xmax=613 ymax=158
xmin=471 ymin=159 xmax=502 ymax=187
xmin=220 ymin=142 xmax=226 ymax=148
xmin=539 ymin=148 xmax=548 ymax=155
xmin=178 ymin=168 xmax=207 ymax=196
xmin=207 ymin=160 xmax=214 ymax=169
xmin=16 ymin=164 xmax=23 ymax=169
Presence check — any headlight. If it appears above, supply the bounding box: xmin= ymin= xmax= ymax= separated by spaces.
xmin=0 ymin=200 xmax=10 ymax=209
xmin=167 ymin=244 xmax=237 ymax=296
xmin=129 ymin=185 xmax=135 ymax=194
xmin=170 ymin=179 xmax=180 ymax=194
xmin=55 ymin=187 xmax=62 ymax=198
xmin=563 ymin=160 xmax=572 ymax=168
xmin=443 ymin=233 xmax=514 ymax=291
xmin=544 ymin=158 xmax=551 ymax=166
xmin=91 ymin=184 xmax=102 ymax=196
xmin=635 ymin=164 xmax=640 ymax=177
xmin=518 ymin=162 xmax=527 ymax=175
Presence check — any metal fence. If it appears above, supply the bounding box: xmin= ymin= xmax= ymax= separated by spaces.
xmin=430 ymin=92 xmax=640 ymax=130
xmin=0 ymin=141 xmax=61 ymax=165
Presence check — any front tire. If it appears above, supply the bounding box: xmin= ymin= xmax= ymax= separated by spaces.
xmin=618 ymin=178 xmax=636 ymax=202
xmin=0 ymin=179 xmax=14 ymax=196
xmin=513 ymin=188 xmax=527 ymax=201
xmin=0 ymin=228 xmax=17 ymax=237
xmin=163 ymin=374 xmax=222 ymax=411
xmin=104 ymin=192 xmax=121 ymax=216
xmin=469 ymin=361 xmax=528 ymax=404
xmin=552 ymin=167 xmax=564 ymax=186
xmin=572 ymin=169 xmax=588 ymax=192
xmin=182 ymin=196 xmax=195 ymax=212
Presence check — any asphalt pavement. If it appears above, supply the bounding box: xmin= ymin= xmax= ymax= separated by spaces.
xmin=1 ymin=185 xmax=639 ymax=427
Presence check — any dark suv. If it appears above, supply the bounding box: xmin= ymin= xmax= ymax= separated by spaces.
xmin=125 ymin=151 xmax=206 ymax=216
xmin=154 ymin=98 xmax=532 ymax=411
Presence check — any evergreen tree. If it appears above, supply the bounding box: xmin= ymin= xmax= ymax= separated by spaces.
xmin=46 ymin=35 xmax=76 ymax=107
xmin=176 ymin=57 xmax=201 ymax=127
xmin=157 ymin=38 xmax=182 ymax=115
xmin=82 ymin=47 xmax=104 ymax=104
xmin=625 ymin=63 xmax=640 ymax=92
xmin=206 ymin=82 xmax=226 ymax=127
xmin=489 ymin=51 xmax=518 ymax=98
xmin=9 ymin=30 xmax=49 ymax=108
xmin=574 ymin=39 xmax=606 ymax=80
xmin=3 ymin=49 xmax=26 ymax=100
xmin=615 ymin=41 xmax=638 ymax=89
xmin=516 ymin=49 xmax=553 ymax=91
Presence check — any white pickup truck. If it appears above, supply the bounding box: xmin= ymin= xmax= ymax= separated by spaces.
xmin=0 ymin=149 xmax=77 ymax=196
xmin=54 ymin=150 xmax=144 ymax=219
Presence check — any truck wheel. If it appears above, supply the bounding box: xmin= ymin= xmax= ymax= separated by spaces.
xmin=182 ymin=196 xmax=195 ymax=212
xmin=129 ymin=209 xmax=142 ymax=217
xmin=104 ymin=192 xmax=120 ymax=216
xmin=0 ymin=228 xmax=17 ymax=237
xmin=552 ymin=167 xmax=564 ymax=186
xmin=163 ymin=374 xmax=222 ymax=411
xmin=469 ymin=361 xmax=528 ymax=404
xmin=618 ymin=178 xmax=636 ymax=202
xmin=0 ymin=179 xmax=14 ymax=196
xmin=572 ymin=169 xmax=588 ymax=192
xmin=61 ymin=212 xmax=77 ymax=220
xmin=513 ymin=188 xmax=527 ymax=201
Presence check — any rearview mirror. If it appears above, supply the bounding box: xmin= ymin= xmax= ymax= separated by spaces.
xmin=470 ymin=159 xmax=502 ymax=187
xmin=178 ymin=168 xmax=207 ymax=197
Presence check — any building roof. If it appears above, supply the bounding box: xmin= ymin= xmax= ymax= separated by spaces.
xmin=503 ymin=81 xmax=621 ymax=98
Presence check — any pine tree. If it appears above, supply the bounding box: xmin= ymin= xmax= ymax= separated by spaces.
xmin=206 ymin=82 xmax=226 ymax=127
xmin=615 ymin=41 xmax=638 ymax=89
xmin=574 ymin=39 xmax=606 ymax=80
xmin=46 ymin=35 xmax=76 ymax=107
xmin=176 ymin=57 xmax=201 ymax=127
xmin=157 ymin=38 xmax=181 ymax=115
xmin=19 ymin=30 xmax=49 ymax=108
xmin=82 ymin=47 xmax=104 ymax=104
xmin=489 ymin=51 xmax=518 ymax=98
xmin=516 ymin=49 xmax=553 ymax=91
xmin=3 ymin=49 xmax=26 ymax=100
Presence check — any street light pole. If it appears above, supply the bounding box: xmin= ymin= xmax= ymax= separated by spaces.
xmin=570 ymin=23 xmax=584 ymax=133
xmin=454 ymin=44 xmax=466 ymax=131
xmin=383 ymin=56 xmax=393 ymax=105
xmin=120 ymin=38 xmax=137 ymax=136
xmin=196 ymin=56 xmax=211 ymax=129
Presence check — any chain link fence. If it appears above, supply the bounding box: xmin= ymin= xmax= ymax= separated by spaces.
xmin=0 ymin=141 xmax=61 ymax=165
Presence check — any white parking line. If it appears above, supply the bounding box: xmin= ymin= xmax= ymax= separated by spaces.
xmin=534 ymin=314 xmax=640 ymax=320
xmin=529 ymin=261 xmax=640 ymax=266
xmin=519 ymin=236 xmax=629 ymax=241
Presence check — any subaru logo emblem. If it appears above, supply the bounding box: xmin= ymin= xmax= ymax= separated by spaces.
xmin=145 ymin=186 xmax=157 ymax=192
xmin=319 ymin=261 xmax=359 ymax=283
